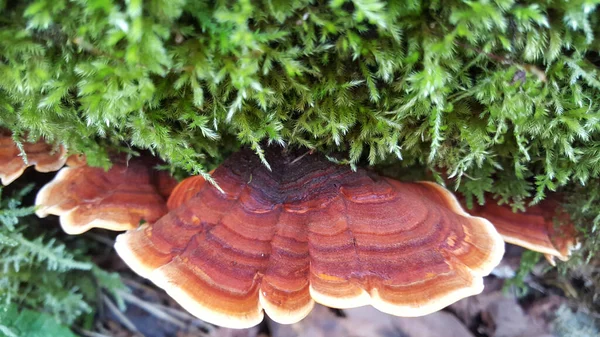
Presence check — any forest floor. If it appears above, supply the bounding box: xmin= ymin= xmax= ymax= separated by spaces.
xmin=6 ymin=170 xmax=599 ymax=337
xmin=76 ymin=238 xmax=598 ymax=337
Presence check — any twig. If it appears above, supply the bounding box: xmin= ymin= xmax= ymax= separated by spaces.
xmin=118 ymin=289 xmax=212 ymax=333
xmin=154 ymin=303 xmax=213 ymax=329
xmin=122 ymin=277 xmax=162 ymax=296
xmin=290 ymin=150 xmax=314 ymax=165
xmin=73 ymin=328 xmax=114 ymax=337
xmin=102 ymin=293 xmax=139 ymax=332
xmin=119 ymin=290 xmax=186 ymax=328
xmin=85 ymin=232 xmax=116 ymax=247
xmin=527 ymin=280 xmax=547 ymax=294
xmin=455 ymin=41 xmax=547 ymax=82
xmin=121 ymin=278 xmax=214 ymax=331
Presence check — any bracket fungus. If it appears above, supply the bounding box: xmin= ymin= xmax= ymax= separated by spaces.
xmin=115 ymin=147 xmax=504 ymax=328
xmin=35 ymin=155 xmax=177 ymax=235
xmin=0 ymin=131 xmax=67 ymax=185
xmin=467 ymin=197 xmax=579 ymax=265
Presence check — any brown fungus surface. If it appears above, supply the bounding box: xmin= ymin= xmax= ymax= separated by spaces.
xmin=115 ymin=147 xmax=504 ymax=329
xmin=35 ymin=155 xmax=177 ymax=235
xmin=166 ymin=173 xmax=211 ymax=211
xmin=0 ymin=131 xmax=67 ymax=185
xmin=467 ymin=197 xmax=579 ymax=265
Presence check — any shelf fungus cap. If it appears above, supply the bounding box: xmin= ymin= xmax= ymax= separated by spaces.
xmin=166 ymin=172 xmax=213 ymax=210
xmin=35 ymin=155 xmax=177 ymax=235
xmin=0 ymin=131 xmax=68 ymax=185
xmin=115 ymin=147 xmax=504 ymax=329
xmin=467 ymin=197 xmax=579 ymax=265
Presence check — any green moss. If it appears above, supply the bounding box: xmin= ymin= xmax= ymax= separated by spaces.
xmin=0 ymin=185 xmax=126 ymax=332
xmin=0 ymin=303 xmax=78 ymax=337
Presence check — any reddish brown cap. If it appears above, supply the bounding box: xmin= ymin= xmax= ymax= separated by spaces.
xmin=0 ymin=131 xmax=67 ymax=185
xmin=467 ymin=197 xmax=579 ymax=265
xmin=35 ymin=155 xmax=177 ymax=235
xmin=115 ymin=147 xmax=504 ymax=328
xmin=166 ymin=173 xmax=212 ymax=210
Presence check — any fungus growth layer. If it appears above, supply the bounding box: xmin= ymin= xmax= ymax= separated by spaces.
xmin=468 ymin=197 xmax=578 ymax=265
xmin=115 ymin=147 xmax=504 ymax=328
xmin=36 ymin=155 xmax=177 ymax=234
xmin=0 ymin=131 xmax=67 ymax=185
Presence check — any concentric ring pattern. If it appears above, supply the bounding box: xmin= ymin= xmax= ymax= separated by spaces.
xmin=0 ymin=131 xmax=67 ymax=185
xmin=467 ymin=197 xmax=578 ymax=265
xmin=115 ymin=147 xmax=504 ymax=328
xmin=36 ymin=155 xmax=177 ymax=234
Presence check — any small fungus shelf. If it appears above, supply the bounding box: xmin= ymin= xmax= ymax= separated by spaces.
xmin=35 ymin=155 xmax=177 ymax=234
xmin=467 ymin=197 xmax=579 ymax=265
xmin=0 ymin=131 xmax=67 ymax=185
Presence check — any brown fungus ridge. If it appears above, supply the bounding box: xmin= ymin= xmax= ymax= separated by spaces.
xmin=466 ymin=197 xmax=579 ymax=265
xmin=35 ymin=155 xmax=177 ymax=235
xmin=166 ymin=171 xmax=214 ymax=211
xmin=0 ymin=131 xmax=68 ymax=185
xmin=115 ymin=147 xmax=504 ymax=329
